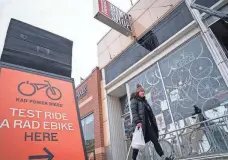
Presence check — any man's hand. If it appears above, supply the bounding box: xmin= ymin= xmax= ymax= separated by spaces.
xmin=137 ymin=123 xmax=142 ymax=127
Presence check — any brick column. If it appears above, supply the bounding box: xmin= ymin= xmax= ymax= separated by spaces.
xmin=94 ymin=68 xmax=105 ymax=160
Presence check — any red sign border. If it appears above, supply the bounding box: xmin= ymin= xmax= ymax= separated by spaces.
xmin=0 ymin=62 xmax=88 ymax=160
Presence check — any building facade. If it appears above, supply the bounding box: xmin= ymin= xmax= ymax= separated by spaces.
xmin=97 ymin=0 xmax=228 ymax=159
xmin=76 ymin=67 xmax=105 ymax=160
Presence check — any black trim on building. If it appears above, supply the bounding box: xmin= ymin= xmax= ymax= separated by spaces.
xmin=104 ymin=2 xmax=193 ymax=84
xmin=195 ymin=0 xmax=219 ymax=10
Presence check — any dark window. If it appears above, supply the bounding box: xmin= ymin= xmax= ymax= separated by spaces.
xmin=137 ymin=30 xmax=159 ymax=52
xmin=81 ymin=114 xmax=95 ymax=160
xmin=105 ymin=2 xmax=193 ymax=84
xmin=211 ymin=20 xmax=228 ymax=59
xmin=195 ymin=0 xmax=219 ymax=8
xmin=120 ymin=95 xmax=131 ymax=139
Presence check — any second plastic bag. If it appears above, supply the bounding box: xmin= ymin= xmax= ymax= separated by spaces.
xmin=131 ymin=127 xmax=145 ymax=150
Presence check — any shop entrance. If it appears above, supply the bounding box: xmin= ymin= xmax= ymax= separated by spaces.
xmin=120 ymin=95 xmax=132 ymax=160
xmin=211 ymin=19 xmax=228 ymax=58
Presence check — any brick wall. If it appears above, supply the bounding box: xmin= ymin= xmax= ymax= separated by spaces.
xmin=79 ymin=100 xmax=94 ymax=118
xmin=76 ymin=67 xmax=105 ymax=160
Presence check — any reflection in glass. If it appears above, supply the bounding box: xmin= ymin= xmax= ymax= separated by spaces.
xmin=81 ymin=114 xmax=95 ymax=159
xmin=127 ymin=61 xmax=173 ymax=136
xmin=159 ymin=35 xmax=228 ymax=123
xmin=126 ymin=35 xmax=228 ymax=155
xmin=120 ymin=95 xmax=132 ymax=139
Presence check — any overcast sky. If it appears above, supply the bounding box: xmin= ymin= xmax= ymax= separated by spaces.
xmin=0 ymin=0 xmax=136 ymax=86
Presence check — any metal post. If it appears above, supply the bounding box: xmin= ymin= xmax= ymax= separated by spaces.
xmin=126 ymin=83 xmax=133 ymax=123
xmin=157 ymin=62 xmax=183 ymax=157
xmin=190 ymin=3 xmax=228 ymax=21
xmin=185 ymin=0 xmax=228 ymax=87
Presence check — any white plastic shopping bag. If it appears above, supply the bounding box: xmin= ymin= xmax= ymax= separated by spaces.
xmin=131 ymin=127 xmax=145 ymax=150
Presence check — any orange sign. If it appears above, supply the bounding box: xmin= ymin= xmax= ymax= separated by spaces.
xmin=0 ymin=68 xmax=86 ymax=160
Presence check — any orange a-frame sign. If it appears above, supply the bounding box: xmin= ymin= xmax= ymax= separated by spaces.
xmin=0 ymin=68 xmax=86 ymax=160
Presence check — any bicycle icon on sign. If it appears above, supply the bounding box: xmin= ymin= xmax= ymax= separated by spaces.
xmin=18 ymin=80 xmax=62 ymax=100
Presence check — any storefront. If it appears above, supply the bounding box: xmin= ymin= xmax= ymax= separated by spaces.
xmin=97 ymin=0 xmax=228 ymax=160
xmin=76 ymin=67 xmax=105 ymax=160
xmin=126 ymin=34 xmax=228 ymax=156
xmin=127 ymin=34 xmax=228 ymax=131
